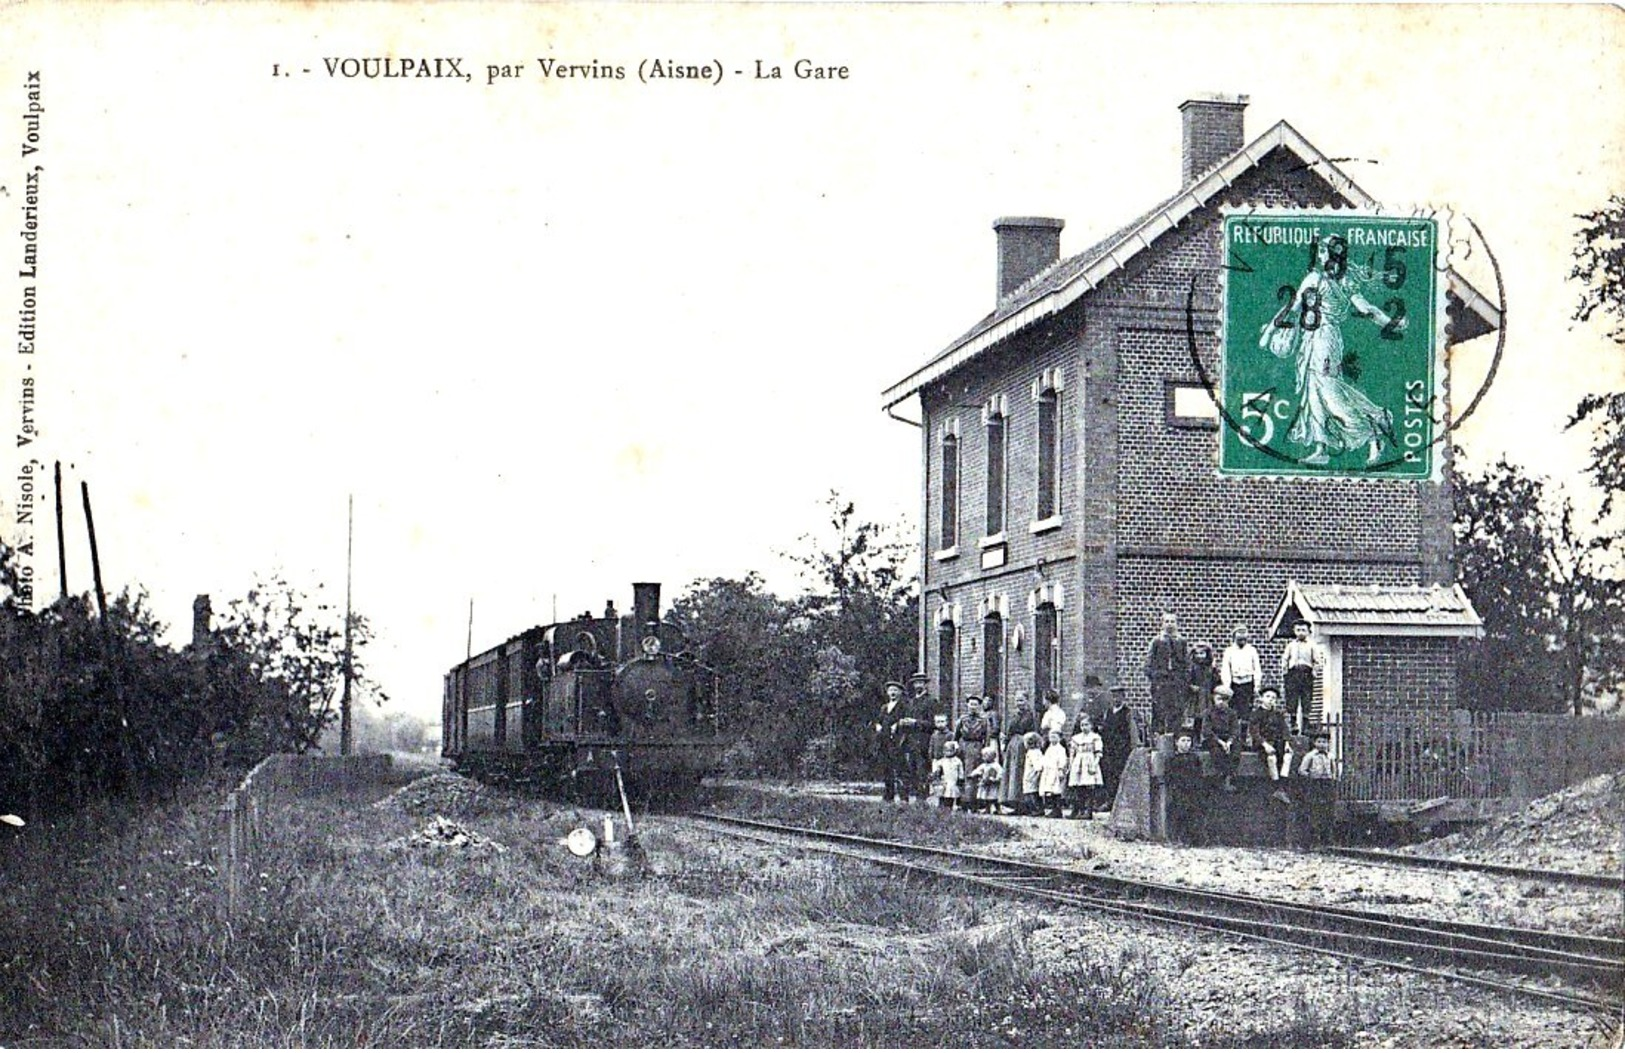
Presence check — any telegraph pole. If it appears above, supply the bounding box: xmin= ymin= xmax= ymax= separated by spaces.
xmin=81 ymin=481 xmax=134 ymax=790
xmin=340 ymin=494 xmax=354 ymax=756
xmin=53 ymin=461 xmax=66 ymax=601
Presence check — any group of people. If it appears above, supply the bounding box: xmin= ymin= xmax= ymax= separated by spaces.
xmin=871 ymin=610 xmax=1343 ymax=843
xmin=872 ymin=676 xmax=1142 ymax=818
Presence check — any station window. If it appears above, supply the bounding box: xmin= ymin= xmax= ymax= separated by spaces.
xmin=937 ymin=621 xmax=956 ymax=711
xmin=982 ymin=612 xmax=1004 ymax=706
xmin=1036 ymin=387 xmax=1060 ymax=520
xmin=985 ymin=412 xmax=1006 ymax=537
xmin=1034 ymin=603 xmax=1060 ymax=699
xmin=940 ymin=430 xmax=959 ymax=550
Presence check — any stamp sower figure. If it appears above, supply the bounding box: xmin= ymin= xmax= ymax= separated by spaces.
xmin=1260 ymin=233 xmax=1408 ymax=467
xmin=872 ymin=680 xmax=916 ymax=803
xmin=1220 ymin=624 xmax=1263 ymax=737
xmin=1280 ymin=620 xmax=1322 ymax=735
xmin=1165 ymin=729 xmax=1208 ymax=846
xmin=1000 ymin=694 xmax=1036 ymax=814
xmin=1099 ymin=683 xmax=1140 ymax=810
xmin=1145 ymin=613 xmax=1191 ymax=736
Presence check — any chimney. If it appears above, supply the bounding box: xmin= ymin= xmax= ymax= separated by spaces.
xmin=993 ymin=216 xmax=1064 ymax=301
xmin=632 ymin=582 xmax=661 ymax=630
xmin=1179 ymin=94 xmax=1248 ymax=186
xmin=191 ymin=594 xmax=212 ymax=649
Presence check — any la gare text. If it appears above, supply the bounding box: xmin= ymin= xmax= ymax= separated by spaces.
xmin=285 ymin=57 xmax=851 ymax=86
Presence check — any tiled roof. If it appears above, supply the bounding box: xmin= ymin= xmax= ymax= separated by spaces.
xmin=882 ymin=120 xmax=1502 ymax=409
xmin=1269 ymin=582 xmax=1484 ymax=638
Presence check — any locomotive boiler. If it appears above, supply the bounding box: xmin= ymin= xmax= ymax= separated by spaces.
xmin=442 ymin=582 xmax=727 ymax=798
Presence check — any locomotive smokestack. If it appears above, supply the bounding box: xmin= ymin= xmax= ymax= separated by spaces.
xmin=632 ymin=582 xmax=662 ymax=629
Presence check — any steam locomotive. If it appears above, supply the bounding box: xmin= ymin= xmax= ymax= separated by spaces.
xmin=441 ymin=582 xmax=728 ymax=798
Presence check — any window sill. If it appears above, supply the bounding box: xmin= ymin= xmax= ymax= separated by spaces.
xmin=1029 ymin=515 xmax=1064 ymax=535
xmin=933 ymin=546 xmax=959 ymax=562
xmin=979 ymin=532 xmax=1007 ymax=550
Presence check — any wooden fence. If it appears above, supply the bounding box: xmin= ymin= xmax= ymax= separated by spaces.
xmin=217 ymin=752 xmax=393 ymax=919
xmin=1334 ymin=710 xmax=1625 ymax=804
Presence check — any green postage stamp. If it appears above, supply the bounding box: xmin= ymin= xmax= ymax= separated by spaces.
xmin=1218 ymin=209 xmax=1445 ymax=479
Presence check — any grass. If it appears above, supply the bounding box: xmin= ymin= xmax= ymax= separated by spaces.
xmin=0 ymin=768 xmax=1371 ymax=1047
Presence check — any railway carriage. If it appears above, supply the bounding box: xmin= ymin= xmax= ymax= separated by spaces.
xmin=442 ymin=582 xmax=728 ymax=798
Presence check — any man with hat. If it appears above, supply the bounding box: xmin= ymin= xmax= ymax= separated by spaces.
xmin=905 ymin=672 xmax=940 ymax=798
xmin=872 ymin=679 xmax=918 ymax=803
xmin=1099 ymin=683 xmax=1140 ymax=808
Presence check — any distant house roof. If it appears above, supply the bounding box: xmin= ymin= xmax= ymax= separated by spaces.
xmin=1268 ymin=581 xmax=1485 ymax=639
xmin=881 ymin=120 xmax=1502 ymax=409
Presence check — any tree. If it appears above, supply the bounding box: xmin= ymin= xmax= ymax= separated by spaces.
xmin=1569 ymin=196 xmax=1625 ymax=515
xmin=212 ymin=574 xmax=386 ymax=756
xmin=1453 ymin=456 xmax=1625 ymax=714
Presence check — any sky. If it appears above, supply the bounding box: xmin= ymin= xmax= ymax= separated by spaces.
xmin=2 ymin=3 xmax=1621 ymax=723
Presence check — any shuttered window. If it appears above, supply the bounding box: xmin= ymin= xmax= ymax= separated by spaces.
xmin=940 ymin=433 xmax=959 ymax=549
xmin=986 ymin=414 xmax=1006 ymax=536
xmin=1036 ymin=389 xmax=1059 ymax=520
xmin=1034 ymin=603 xmax=1060 ymax=699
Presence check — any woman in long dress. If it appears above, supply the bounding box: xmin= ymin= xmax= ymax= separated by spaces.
xmin=1260 ymin=236 xmax=1408 ymax=466
xmin=999 ymin=694 xmax=1036 ymax=814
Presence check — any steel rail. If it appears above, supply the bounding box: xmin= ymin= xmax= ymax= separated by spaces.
xmin=698 ymin=813 xmax=1622 ymax=964
xmin=691 ymin=814 xmax=1622 ymax=1016
xmin=1318 ymin=846 xmax=1625 ymax=892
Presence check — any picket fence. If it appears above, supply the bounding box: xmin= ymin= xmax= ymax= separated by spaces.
xmin=1332 ymin=710 xmax=1625 ymax=804
xmin=217 ymin=752 xmax=393 ymax=918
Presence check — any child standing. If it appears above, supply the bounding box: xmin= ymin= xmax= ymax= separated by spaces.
xmin=1038 ymin=730 xmax=1070 ymax=818
xmin=1165 ymin=729 xmax=1208 ymax=845
xmin=1067 ymin=712 xmax=1104 ymax=819
xmin=968 ymin=744 xmax=1003 ymax=814
xmin=1251 ymin=687 xmax=1292 ymax=803
xmin=1205 ymin=686 xmax=1239 ymax=793
xmin=933 ymin=740 xmax=965 ymax=810
xmin=927 ymin=712 xmax=951 ymax=765
xmin=1021 ymin=731 xmax=1044 ymax=816
xmin=1298 ymin=731 xmax=1338 ymax=845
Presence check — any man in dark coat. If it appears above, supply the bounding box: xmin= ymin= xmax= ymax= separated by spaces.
xmin=1145 ymin=612 xmax=1191 ymax=736
xmin=872 ymin=680 xmax=917 ymax=803
xmin=906 ymin=672 xmax=940 ymax=798
xmin=1099 ymin=683 xmax=1139 ymax=808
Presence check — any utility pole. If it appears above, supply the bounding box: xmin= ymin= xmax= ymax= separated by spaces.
xmin=340 ymin=494 xmax=354 ymax=756
xmin=465 ymin=598 xmax=474 ymax=663
xmin=81 ymin=481 xmax=134 ymax=791
xmin=53 ymin=461 xmax=67 ymax=601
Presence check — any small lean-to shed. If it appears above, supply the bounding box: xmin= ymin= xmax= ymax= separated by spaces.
xmin=1268 ymin=581 xmax=1486 ymax=821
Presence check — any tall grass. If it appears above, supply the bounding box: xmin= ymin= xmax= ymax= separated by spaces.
xmin=0 ymin=770 xmax=1345 ymax=1047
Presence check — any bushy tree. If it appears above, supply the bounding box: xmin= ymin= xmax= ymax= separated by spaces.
xmin=1453 ymin=456 xmax=1625 ymax=713
xmin=1568 ymin=195 xmax=1625 ymax=516
xmin=212 ymin=574 xmax=386 ymax=756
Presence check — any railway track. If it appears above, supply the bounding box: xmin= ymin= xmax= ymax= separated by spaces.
xmin=1317 ymin=845 xmax=1625 ymax=892
xmin=692 ymin=813 xmax=1624 ymax=1017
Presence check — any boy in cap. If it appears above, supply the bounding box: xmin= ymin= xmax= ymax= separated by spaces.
xmin=1205 ymin=685 xmax=1239 ymax=793
xmin=1298 ymin=729 xmax=1338 ymax=845
xmin=1250 ymin=686 xmax=1292 ymax=803
xmin=1280 ymin=620 xmax=1322 ymax=735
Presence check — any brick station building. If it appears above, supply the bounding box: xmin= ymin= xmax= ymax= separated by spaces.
xmin=882 ymin=95 xmax=1500 ymax=737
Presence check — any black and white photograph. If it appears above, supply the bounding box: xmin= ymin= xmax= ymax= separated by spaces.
xmin=0 ymin=3 xmax=1621 ymax=1047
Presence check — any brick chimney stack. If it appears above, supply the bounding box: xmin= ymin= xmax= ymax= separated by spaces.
xmin=191 ymin=594 xmax=212 ymax=651
xmin=993 ymin=216 xmax=1064 ymax=302
xmin=1180 ymin=94 xmax=1249 ymax=186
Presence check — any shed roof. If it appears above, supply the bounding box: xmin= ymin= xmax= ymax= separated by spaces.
xmin=1268 ymin=581 xmax=1485 ymax=639
xmin=881 ymin=119 xmax=1502 ymax=409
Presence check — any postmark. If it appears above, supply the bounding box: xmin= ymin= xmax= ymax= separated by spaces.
xmin=1216 ymin=208 xmax=1449 ymax=479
